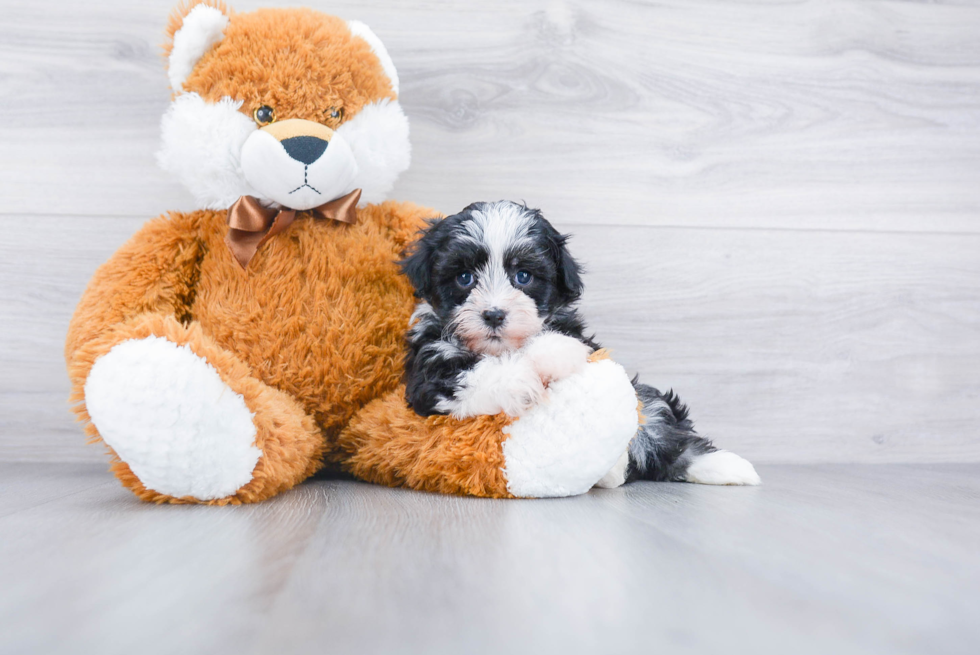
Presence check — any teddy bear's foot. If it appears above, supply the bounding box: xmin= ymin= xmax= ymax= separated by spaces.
xmin=75 ymin=315 xmax=325 ymax=504
xmin=85 ymin=335 xmax=262 ymax=501
xmin=501 ymin=358 xmax=639 ymax=498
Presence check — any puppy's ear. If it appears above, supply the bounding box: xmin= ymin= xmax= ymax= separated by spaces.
xmin=399 ymin=218 xmax=443 ymax=299
xmin=533 ymin=209 xmax=584 ymax=304
xmin=552 ymin=233 xmax=584 ymax=304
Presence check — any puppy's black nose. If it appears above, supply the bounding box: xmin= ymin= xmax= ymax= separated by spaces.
xmin=482 ymin=308 xmax=507 ymax=328
xmin=280 ymin=136 xmax=328 ymax=165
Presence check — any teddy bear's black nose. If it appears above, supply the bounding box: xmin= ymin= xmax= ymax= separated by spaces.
xmin=280 ymin=136 xmax=328 ymax=165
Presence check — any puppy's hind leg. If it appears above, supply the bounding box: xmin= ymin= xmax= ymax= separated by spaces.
xmin=599 ymin=382 xmax=761 ymax=487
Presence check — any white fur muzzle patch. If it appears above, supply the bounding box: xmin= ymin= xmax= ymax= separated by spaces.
xmin=84 ymin=336 xmax=261 ymax=501
xmin=157 ymin=93 xmax=257 ymax=210
xmin=335 ymin=99 xmax=411 ymax=205
xmin=502 ymin=359 xmax=639 ymax=498
xmin=157 ymin=95 xmax=410 ymax=210
xmin=240 ymin=129 xmax=359 ymax=210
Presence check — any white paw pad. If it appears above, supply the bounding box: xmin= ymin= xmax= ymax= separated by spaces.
xmin=684 ymin=451 xmax=761 ymax=486
xmin=84 ymin=336 xmax=261 ymax=500
xmin=502 ymin=359 xmax=639 ymax=498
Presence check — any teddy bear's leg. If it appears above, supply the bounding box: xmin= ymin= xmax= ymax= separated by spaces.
xmin=71 ymin=313 xmax=324 ymax=504
xmin=339 ymin=357 xmax=640 ymax=498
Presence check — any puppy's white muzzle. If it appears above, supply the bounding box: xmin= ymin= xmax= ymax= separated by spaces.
xmin=240 ymin=118 xmax=359 ymax=210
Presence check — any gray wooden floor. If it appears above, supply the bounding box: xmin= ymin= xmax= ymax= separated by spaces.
xmin=1 ymin=463 xmax=976 ymax=655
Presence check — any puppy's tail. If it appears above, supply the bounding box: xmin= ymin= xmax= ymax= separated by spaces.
xmin=624 ymin=379 xmax=716 ymax=483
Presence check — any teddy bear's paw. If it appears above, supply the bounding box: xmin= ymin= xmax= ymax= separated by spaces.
xmin=501 ymin=359 xmax=639 ymax=498
xmin=684 ymin=451 xmax=761 ymax=486
xmin=523 ymin=332 xmax=592 ymax=385
xmin=84 ymin=336 xmax=262 ymax=501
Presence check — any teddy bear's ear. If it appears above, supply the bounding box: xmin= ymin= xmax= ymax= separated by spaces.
xmin=164 ymin=1 xmax=233 ymax=93
xmin=346 ymin=20 xmax=400 ymax=96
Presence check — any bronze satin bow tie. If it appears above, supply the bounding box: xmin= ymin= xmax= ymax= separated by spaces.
xmin=225 ymin=188 xmax=362 ymax=269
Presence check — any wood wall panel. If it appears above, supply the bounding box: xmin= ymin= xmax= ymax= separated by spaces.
xmin=1 ymin=0 xmax=978 ymax=462
xmin=2 ymin=217 xmax=977 ymax=463
xmin=0 ymin=0 xmax=977 ymax=229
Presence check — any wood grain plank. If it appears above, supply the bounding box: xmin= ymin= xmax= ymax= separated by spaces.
xmin=0 ymin=393 xmax=98 ymax=463
xmin=0 ymin=215 xmax=144 ymax=392
xmin=4 ymin=463 xmax=973 ymax=655
xmin=254 ymin=480 xmax=839 ymax=655
xmin=2 ymin=216 xmax=978 ymax=463
xmin=0 ymin=461 xmax=112 ymax=517
xmin=0 ymin=463 xmax=330 ymax=655
xmin=569 ymin=223 xmax=980 ymax=463
xmin=0 ymin=0 xmax=978 ymax=231
xmin=0 ymin=215 xmax=146 ymax=462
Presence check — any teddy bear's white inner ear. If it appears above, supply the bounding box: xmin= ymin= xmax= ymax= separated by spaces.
xmin=347 ymin=20 xmax=400 ymax=96
xmin=169 ymin=5 xmax=230 ymax=92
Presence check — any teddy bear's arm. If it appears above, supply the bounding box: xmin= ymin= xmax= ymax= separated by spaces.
xmin=339 ymin=390 xmax=516 ymax=497
xmin=339 ymin=354 xmax=643 ymax=499
xmin=65 ymin=211 xmax=205 ymax=366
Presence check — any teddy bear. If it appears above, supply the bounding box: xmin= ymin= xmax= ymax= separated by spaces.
xmin=64 ymin=1 xmax=644 ymax=503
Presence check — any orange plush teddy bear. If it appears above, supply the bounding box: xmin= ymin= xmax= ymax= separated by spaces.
xmin=64 ymin=1 xmax=645 ymax=503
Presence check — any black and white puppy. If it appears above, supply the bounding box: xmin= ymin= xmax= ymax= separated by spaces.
xmin=399 ymin=200 xmax=760 ymax=487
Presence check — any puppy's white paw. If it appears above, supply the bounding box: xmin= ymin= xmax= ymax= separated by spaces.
xmin=494 ymin=367 xmax=548 ymax=418
xmin=684 ymin=451 xmax=761 ymax=486
xmin=441 ymin=354 xmax=546 ymax=418
xmin=594 ymin=449 xmax=630 ymax=489
xmin=524 ymin=332 xmax=592 ymax=384
xmin=85 ymin=336 xmax=262 ymax=500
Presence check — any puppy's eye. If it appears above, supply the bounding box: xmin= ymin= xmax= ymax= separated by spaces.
xmin=253 ymin=105 xmax=275 ymax=125
xmin=514 ymin=270 xmax=532 ymax=286
xmin=456 ymin=271 xmax=475 ymax=288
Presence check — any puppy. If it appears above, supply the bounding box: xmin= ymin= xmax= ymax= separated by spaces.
xmin=399 ymin=200 xmax=760 ymax=487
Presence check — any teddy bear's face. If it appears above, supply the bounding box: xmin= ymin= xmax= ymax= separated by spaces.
xmin=157 ymin=2 xmax=410 ymax=211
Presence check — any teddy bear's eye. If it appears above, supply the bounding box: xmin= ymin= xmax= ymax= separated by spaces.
xmin=326 ymin=107 xmax=344 ymax=124
xmin=253 ymin=105 xmax=276 ymax=125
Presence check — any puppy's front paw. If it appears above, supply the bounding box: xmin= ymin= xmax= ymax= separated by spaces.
xmin=448 ymin=355 xmax=546 ymax=418
xmin=524 ymin=332 xmax=592 ymax=384
xmin=497 ymin=375 xmax=548 ymax=417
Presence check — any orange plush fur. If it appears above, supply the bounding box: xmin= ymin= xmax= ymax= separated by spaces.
xmin=65 ymin=3 xmax=516 ymax=503
xmin=338 ymin=348 xmax=621 ymax=498
xmin=177 ymin=6 xmax=396 ymax=124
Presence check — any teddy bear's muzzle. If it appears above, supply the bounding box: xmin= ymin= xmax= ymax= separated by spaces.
xmin=240 ymin=118 xmax=360 ymax=211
